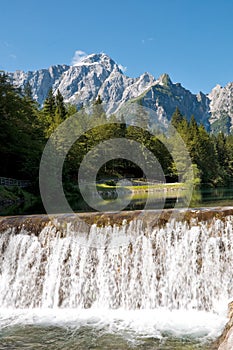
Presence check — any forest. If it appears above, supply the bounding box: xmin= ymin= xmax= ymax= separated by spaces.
xmin=1 ymin=70 xmax=233 ymax=205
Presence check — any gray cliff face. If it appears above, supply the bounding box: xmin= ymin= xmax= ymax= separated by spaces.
xmin=10 ymin=65 xmax=70 ymax=105
xmin=9 ymin=53 xmax=156 ymax=115
xmin=208 ymin=83 xmax=233 ymax=129
xmin=130 ymin=74 xmax=211 ymax=128
xmin=8 ymin=53 xmax=233 ymax=130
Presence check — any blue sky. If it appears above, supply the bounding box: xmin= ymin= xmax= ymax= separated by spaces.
xmin=1 ymin=0 xmax=233 ymax=94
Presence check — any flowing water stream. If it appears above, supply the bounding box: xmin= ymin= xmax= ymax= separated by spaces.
xmin=0 ymin=209 xmax=232 ymax=349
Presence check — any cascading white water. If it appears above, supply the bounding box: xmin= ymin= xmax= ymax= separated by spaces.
xmin=0 ymin=212 xmax=232 ymax=315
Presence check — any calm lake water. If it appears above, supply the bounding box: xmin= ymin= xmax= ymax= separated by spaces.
xmin=1 ymin=186 xmax=233 ymax=216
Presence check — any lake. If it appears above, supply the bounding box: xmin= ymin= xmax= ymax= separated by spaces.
xmin=1 ymin=186 xmax=233 ymax=216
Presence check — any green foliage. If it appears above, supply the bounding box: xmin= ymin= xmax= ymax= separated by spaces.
xmin=0 ymin=72 xmax=44 ymax=180
xmin=169 ymin=108 xmax=233 ymax=186
xmin=43 ymin=88 xmax=56 ymax=118
xmin=40 ymin=88 xmax=68 ymax=137
xmin=66 ymin=103 xmax=78 ymax=117
xmin=23 ymin=81 xmax=33 ymax=100
xmin=1 ymin=74 xmax=233 ymax=204
xmin=92 ymin=94 xmax=106 ymax=120
xmin=171 ymin=107 xmax=185 ymax=130
xmin=55 ymin=89 xmax=66 ymax=120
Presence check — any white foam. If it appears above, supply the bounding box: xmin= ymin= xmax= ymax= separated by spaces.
xmin=0 ymin=215 xmax=233 ymax=343
xmin=0 ymin=308 xmax=227 ymax=341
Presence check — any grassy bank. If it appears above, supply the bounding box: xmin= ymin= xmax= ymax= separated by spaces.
xmin=0 ymin=186 xmax=37 ymax=213
xmin=96 ymin=182 xmax=186 ymax=193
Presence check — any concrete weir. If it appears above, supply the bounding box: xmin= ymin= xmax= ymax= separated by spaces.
xmin=1 ymin=206 xmax=233 ymax=234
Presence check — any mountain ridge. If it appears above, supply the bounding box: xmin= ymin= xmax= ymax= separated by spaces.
xmin=8 ymin=53 xmax=233 ymax=132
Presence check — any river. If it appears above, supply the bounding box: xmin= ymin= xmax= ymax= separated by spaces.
xmin=0 ymin=209 xmax=232 ymax=349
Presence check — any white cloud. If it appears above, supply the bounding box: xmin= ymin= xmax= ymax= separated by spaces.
xmin=141 ymin=37 xmax=154 ymax=44
xmin=9 ymin=54 xmax=17 ymax=59
xmin=71 ymin=50 xmax=87 ymax=65
xmin=119 ymin=64 xmax=127 ymax=73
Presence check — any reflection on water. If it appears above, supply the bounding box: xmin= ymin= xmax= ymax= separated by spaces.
xmin=85 ymin=186 xmax=233 ymax=212
xmin=1 ymin=186 xmax=233 ymax=216
xmin=194 ymin=187 xmax=233 ymax=207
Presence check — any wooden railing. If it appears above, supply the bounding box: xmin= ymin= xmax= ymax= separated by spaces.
xmin=0 ymin=177 xmax=31 ymax=188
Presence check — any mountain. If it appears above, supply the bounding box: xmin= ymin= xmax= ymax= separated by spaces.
xmin=7 ymin=53 xmax=233 ymax=132
xmin=208 ymin=84 xmax=233 ymax=133
xmin=10 ymin=64 xmax=70 ymax=106
xmin=129 ymin=74 xmax=210 ymax=128
xmin=9 ymin=53 xmax=155 ymax=116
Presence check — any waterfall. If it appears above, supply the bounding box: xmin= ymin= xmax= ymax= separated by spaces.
xmin=0 ymin=208 xmax=233 ymax=314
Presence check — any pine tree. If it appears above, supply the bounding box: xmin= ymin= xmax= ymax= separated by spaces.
xmin=169 ymin=109 xmax=192 ymax=182
xmin=43 ymin=88 xmax=56 ymax=119
xmin=0 ymin=71 xmax=44 ymax=179
xmin=195 ymin=125 xmax=220 ymax=184
xmin=41 ymin=88 xmax=66 ymax=137
xmin=92 ymin=95 xmax=106 ymax=121
xmin=23 ymin=82 xmax=33 ymax=101
xmin=171 ymin=107 xmax=185 ymax=130
xmin=226 ymin=135 xmax=233 ymax=183
xmin=66 ymin=103 xmax=78 ymax=117
xmin=213 ymin=132 xmax=230 ymax=184
xmin=188 ymin=115 xmax=200 ymax=162
xmin=55 ymin=89 xmax=66 ymax=120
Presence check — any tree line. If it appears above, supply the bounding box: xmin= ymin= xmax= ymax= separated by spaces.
xmin=0 ymin=71 xmax=233 ymax=195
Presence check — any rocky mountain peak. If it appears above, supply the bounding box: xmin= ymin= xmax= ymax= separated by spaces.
xmin=7 ymin=53 xmax=233 ymax=132
xmin=157 ymin=73 xmax=172 ymax=86
xmin=73 ymin=53 xmax=116 ymax=72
